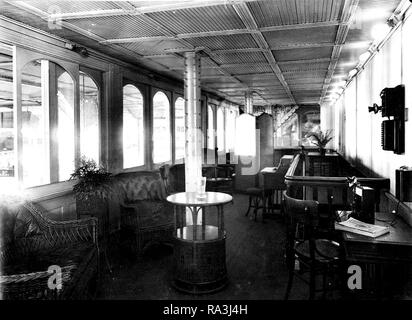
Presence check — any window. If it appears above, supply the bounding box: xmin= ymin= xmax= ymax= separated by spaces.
xmin=123 ymin=84 xmax=144 ymax=168
xmin=207 ymin=105 xmax=215 ymax=149
xmin=174 ymin=97 xmax=185 ymax=161
xmin=217 ymin=107 xmax=225 ymax=152
xmin=80 ymin=72 xmax=99 ymax=165
xmin=152 ymin=91 xmax=171 ymax=164
xmin=57 ymin=67 xmax=75 ymax=181
xmin=225 ymin=108 xmax=237 ymax=153
xmin=20 ymin=59 xmax=75 ymax=187
xmin=0 ymin=43 xmax=14 ymax=189
xmin=21 ymin=60 xmax=50 ymax=187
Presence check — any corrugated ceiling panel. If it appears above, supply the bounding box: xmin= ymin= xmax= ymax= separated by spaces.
xmin=146 ymin=5 xmax=245 ymax=34
xmin=201 ymin=69 xmax=225 ymax=77
xmin=27 ymin=1 xmax=119 ymax=13
xmin=147 ymin=56 xmax=184 ymax=69
xmin=248 ymin=0 xmax=344 ymax=27
xmin=200 ymin=57 xmax=218 ymax=68
xmin=289 ymin=78 xmax=325 ymax=85
xmin=207 ymin=83 xmax=244 ymax=89
xmin=293 ymin=91 xmax=323 ymax=97
xmin=273 ymin=46 xmax=333 ymax=61
xmin=263 ymin=26 xmax=337 ymax=47
xmin=122 ymin=40 xmax=189 ymax=56
xmin=279 ymin=61 xmax=330 ymax=73
xmin=237 ymin=73 xmax=278 ymax=81
xmin=224 ymin=64 xmax=272 ymax=75
xmin=184 ymin=34 xmax=258 ymax=51
xmin=284 ymin=71 xmax=327 ymax=81
xmin=245 ymin=80 xmax=284 ymax=88
xmin=69 ymin=15 xmax=165 ymax=39
xmin=202 ymin=77 xmax=239 ymax=84
xmin=212 ymin=51 xmax=267 ymax=65
xmin=258 ymin=84 xmax=285 ymax=90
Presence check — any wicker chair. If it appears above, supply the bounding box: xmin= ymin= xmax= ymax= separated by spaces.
xmin=0 ymin=201 xmax=99 ymax=300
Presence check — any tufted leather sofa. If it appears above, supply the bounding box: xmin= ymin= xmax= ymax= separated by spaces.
xmin=111 ymin=171 xmax=174 ymax=256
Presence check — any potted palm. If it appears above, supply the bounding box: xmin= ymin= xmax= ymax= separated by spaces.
xmin=70 ymin=157 xmax=113 ymax=236
xmin=306 ymin=129 xmax=333 ymax=156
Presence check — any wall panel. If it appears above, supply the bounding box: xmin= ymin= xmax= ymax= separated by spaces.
xmin=324 ymin=13 xmax=412 ymax=195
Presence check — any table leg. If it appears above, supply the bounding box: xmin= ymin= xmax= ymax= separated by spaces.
xmin=217 ymin=205 xmax=224 ymax=238
xmin=174 ymin=205 xmax=177 ymax=236
xmin=192 ymin=206 xmax=198 ymax=241
xmin=180 ymin=206 xmax=183 ymax=239
xmin=202 ymin=207 xmax=206 ymax=240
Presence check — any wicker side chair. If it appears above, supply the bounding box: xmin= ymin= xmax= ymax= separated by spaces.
xmin=0 ymin=201 xmax=99 ymax=300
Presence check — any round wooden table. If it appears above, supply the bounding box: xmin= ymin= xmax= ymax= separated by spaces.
xmin=166 ymin=191 xmax=233 ymax=294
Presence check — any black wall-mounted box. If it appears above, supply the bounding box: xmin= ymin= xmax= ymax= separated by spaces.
xmin=396 ymin=169 xmax=412 ymax=202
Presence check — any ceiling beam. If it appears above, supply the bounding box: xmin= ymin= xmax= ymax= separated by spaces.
xmin=172 ymin=62 xmax=270 ymax=70
xmin=45 ymin=0 xmax=262 ymax=20
xmin=232 ymin=2 xmax=296 ymax=106
xmin=278 ymin=58 xmax=332 ymax=65
xmin=168 ymin=58 xmax=333 ymax=71
xmin=100 ymin=21 xmax=342 ymax=44
xmin=319 ymin=0 xmax=359 ymax=104
xmin=209 ymin=41 xmax=368 ymax=54
xmin=133 ymin=7 xmax=269 ymax=104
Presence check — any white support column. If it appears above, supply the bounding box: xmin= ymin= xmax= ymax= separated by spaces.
xmin=245 ymin=90 xmax=253 ymax=114
xmin=184 ymin=51 xmax=202 ymax=193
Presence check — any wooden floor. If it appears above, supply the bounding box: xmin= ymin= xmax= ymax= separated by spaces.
xmin=98 ymin=194 xmax=304 ymax=299
xmin=97 ymin=194 xmax=412 ymax=300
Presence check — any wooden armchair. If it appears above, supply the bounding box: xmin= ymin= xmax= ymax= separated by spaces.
xmin=0 ymin=201 xmax=99 ymax=300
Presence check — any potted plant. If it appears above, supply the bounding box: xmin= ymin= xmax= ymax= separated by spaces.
xmin=70 ymin=157 xmax=113 ymax=236
xmin=305 ymin=129 xmax=333 ymax=156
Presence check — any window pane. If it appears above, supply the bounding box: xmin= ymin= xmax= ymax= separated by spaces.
xmin=217 ymin=107 xmax=225 ymax=152
xmin=123 ymin=84 xmax=144 ymax=168
xmin=0 ymin=44 xmax=15 ymax=188
xmin=57 ymin=67 xmax=75 ymax=181
xmin=225 ymin=108 xmax=237 ymax=152
xmin=21 ymin=60 xmax=49 ymax=187
xmin=207 ymin=105 xmax=214 ymax=149
xmin=174 ymin=97 xmax=185 ymax=161
xmin=153 ymin=91 xmax=171 ymax=164
xmin=80 ymin=72 xmax=99 ymax=165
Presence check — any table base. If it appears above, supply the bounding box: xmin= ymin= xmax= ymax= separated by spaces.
xmin=172 ymin=237 xmax=227 ymax=294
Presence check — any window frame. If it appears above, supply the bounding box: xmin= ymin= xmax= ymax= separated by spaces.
xmin=173 ymin=95 xmax=185 ymax=164
xmin=207 ymin=104 xmax=216 ymax=150
xmin=122 ymin=80 xmax=146 ymax=171
xmin=151 ymin=89 xmax=172 ymax=168
xmin=79 ymin=66 xmax=102 ymax=167
xmin=17 ymin=58 xmax=78 ymax=188
xmin=7 ymin=46 xmax=107 ymax=191
xmin=216 ymin=106 xmax=225 ymax=154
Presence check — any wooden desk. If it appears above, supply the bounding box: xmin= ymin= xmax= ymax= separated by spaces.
xmin=342 ymin=211 xmax=412 ymax=263
xmin=340 ymin=212 xmax=412 ymax=298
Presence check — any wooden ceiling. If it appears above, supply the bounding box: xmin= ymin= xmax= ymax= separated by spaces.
xmin=0 ymin=0 xmax=403 ymax=107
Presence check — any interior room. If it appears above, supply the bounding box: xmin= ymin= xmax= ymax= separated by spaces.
xmin=1 ymin=0 xmax=412 ymax=303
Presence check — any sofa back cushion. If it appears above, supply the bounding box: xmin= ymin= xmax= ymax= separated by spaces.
xmin=114 ymin=171 xmax=167 ymax=203
xmin=168 ymin=164 xmax=185 ymax=194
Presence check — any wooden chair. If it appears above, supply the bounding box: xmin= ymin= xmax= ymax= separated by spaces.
xmin=244 ymin=186 xmax=267 ymax=221
xmin=245 ymin=155 xmax=294 ymax=221
xmin=283 ymin=192 xmax=343 ymax=300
